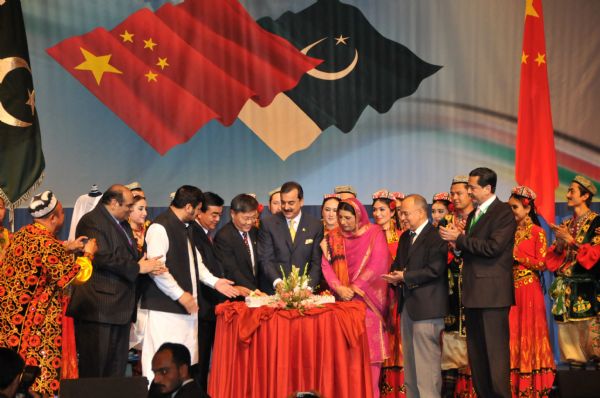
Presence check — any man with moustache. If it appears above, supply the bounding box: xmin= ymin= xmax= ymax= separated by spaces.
xmin=439 ymin=167 xmax=516 ymax=398
xmin=149 ymin=343 xmax=208 ymax=398
xmin=547 ymin=176 xmax=600 ymax=370
xmin=69 ymin=184 xmax=165 ymax=378
xmin=140 ymin=185 xmax=239 ymax=378
xmin=259 ymin=181 xmax=323 ymax=293
xmin=190 ymin=192 xmax=227 ymax=391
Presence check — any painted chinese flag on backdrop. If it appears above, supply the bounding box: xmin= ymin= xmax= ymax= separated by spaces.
xmin=47 ymin=0 xmax=320 ymax=154
xmin=515 ymin=0 xmax=558 ymax=224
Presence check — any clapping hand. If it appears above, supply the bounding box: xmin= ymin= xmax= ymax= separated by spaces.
xmin=439 ymin=224 xmax=460 ymax=242
xmin=550 ymin=223 xmax=575 ymax=245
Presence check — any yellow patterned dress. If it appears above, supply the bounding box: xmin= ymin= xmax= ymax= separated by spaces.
xmin=0 ymin=223 xmax=92 ymax=395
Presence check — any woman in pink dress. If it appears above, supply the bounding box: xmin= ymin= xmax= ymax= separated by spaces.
xmin=321 ymin=198 xmax=390 ymax=398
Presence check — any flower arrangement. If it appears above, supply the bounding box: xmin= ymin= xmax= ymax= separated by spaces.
xmin=245 ymin=265 xmax=334 ymax=310
xmin=275 ymin=264 xmax=313 ymax=310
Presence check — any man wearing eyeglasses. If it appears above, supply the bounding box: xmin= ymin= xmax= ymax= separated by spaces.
xmin=214 ymin=194 xmax=263 ymax=295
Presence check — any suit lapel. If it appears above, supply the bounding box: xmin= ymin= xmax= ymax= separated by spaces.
xmin=468 ymin=198 xmax=498 ymax=235
xmin=101 ymin=206 xmax=136 ymax=256
xmin=406 ymin=223 xmax=431 ymax=261
xmin=278 ymin=214 xmax=294 ymax=251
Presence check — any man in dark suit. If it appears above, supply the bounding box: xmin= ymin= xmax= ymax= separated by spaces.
xmin=190 ymin=192 xmax=227 ymax=392
xmin=440 ymin=167 xmax=516 ymax=398
xmin=149 ymin=343 xmax=209 ymax=398
xmin=258 ymin=181 xmax=323 ymax=294
xmin=68 ymin=184 xmax=165 ymax=377
xmin=214 ymin=194 xmax=262 ymax=293
xmin=383 ymin=194 xmax=448 ymax=397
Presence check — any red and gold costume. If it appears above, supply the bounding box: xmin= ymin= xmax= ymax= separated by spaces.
xmin=0 ymin=223 xmax=92 ymax=396
xmin=381 ymin=221 xmax=406 ymax=397
xmin=509 ymin=221 xmax=555 ymax=397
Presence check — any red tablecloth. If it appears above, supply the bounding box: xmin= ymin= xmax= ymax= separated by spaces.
xmin=208 ymin=301 xmax=373 ymax=398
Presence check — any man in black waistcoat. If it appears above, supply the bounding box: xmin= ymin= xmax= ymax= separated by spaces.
xmin=139 ymin=185 xmax=239 ymax=378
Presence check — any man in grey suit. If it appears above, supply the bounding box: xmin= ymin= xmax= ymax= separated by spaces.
xmin=439 ymin=167 xmax=516 ymax=398
xmin=68 ymin=184 xmax=165 ymax=377
xmin=384 ymin=194 xmax=448 ymax=398
xmin=258 ymin=181 xmax=323 ymax=293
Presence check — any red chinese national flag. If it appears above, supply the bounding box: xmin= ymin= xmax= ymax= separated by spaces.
xmin=47 ymin=28 xmax=217 ymax=154
xmin=46 ymin=0 xmax=321 ymax=155
xmin=158 ymin=1 xmax=321 ymax=107
xmin=515 ymin=0 xmax=557 ymax=224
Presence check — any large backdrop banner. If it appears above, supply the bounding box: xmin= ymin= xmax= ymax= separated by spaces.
xmin=6 ymin=0 xmax=600 ymax=207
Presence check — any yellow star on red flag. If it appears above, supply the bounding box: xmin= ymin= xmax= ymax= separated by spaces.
xmin=74 ymin=48 xmax=123 ymax=85
xmin=120 ymin=30 xmax=134 ymax=43
xmin=143 ymin=38 xmax=157 ymax=51
xmin=145 ymin=70 xmax=158 ymax=82
xmin=535 ymin=53 xmax=546 ymax=66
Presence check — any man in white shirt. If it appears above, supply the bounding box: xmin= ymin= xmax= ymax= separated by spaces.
xmin=140 ymin=185 xmax=239 ymax=378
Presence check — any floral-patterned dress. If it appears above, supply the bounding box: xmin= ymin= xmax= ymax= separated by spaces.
xmin=0 ymin=223 xmax=91 ymax=395
xmin=509 ymin=221 xmax=555 ymax=397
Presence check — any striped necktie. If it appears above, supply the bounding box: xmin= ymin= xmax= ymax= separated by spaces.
xmin=289 ymin=219 xmax=296 ymax=242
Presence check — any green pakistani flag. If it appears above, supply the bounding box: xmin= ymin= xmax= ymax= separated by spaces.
xmin=0 ymin=0 xmax=45 ymax=210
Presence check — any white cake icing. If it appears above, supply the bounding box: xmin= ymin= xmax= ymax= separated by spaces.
xmin=245 ymin=294 xmax=335 ymax=308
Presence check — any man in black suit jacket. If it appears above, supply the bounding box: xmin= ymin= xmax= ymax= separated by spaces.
xmin=149 ymin=343 xmax=209 ymax=398
xmin=190 ymin=192 xmax=227 ymax=392
xmin=440 ymin=167 xmax=516 ymax=398
xmin=384 ymin=194 xmax=448 ymax=397
xmin=67 ymin=184 xmax=165 ymax=377
xmin=258 ymin=181 xmax=323 ymax=294
xmin=214 ymin=194 xmax=261 ymax=293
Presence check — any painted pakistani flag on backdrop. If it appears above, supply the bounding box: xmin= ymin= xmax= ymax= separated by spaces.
xmin=0 ymin=0 xmax=45 ymax=209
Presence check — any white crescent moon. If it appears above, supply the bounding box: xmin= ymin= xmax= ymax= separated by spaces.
xmin=0 ymin=57 xmax=33 ymax=128
xmin=300 ymin=37 xmax=358 ymax=81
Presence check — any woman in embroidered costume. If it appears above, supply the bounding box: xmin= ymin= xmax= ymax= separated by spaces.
xmin=321 ymin=198 xmax=390 ymax=398
xmin=0 ymin=191 xmax=96 ymax=396
xmin=431 ymin=192 xmax=452 ymax=228
xmin=507 ymin=186 xmax=555 ymax=397
xmin=371 ymin=190 xmax=406 ymax=397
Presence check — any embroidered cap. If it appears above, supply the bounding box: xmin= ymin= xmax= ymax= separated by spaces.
xmin=451 ymin=175 xmax=469 ymax=185
xmin=433 ymin=192 xmax=451 ymax=202
xmin=573 ymin=175 xmax=597 ymax=196
xmin=323 ymin=193 xmax=341 ymax=199
xmin=125 ymin=181 xmax=143 ymax=191
xmin=29 ymin=191 xmax=58 ymax=218
xmin=372 ymin=189 xmax=395 ymax=201
xmin=511 ymin=186 xmax=537 ymax=200
xmin=268 ymin=187 xmax=281 ymax=199
xmin=334 ymin=185 xmax=357 ymax=196
xmin=391 ymin=191 xmax=405 ymax=200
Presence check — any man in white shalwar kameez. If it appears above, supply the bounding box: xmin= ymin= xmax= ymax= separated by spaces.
xmin=140 ymin=186 xmax=239 ymax=379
